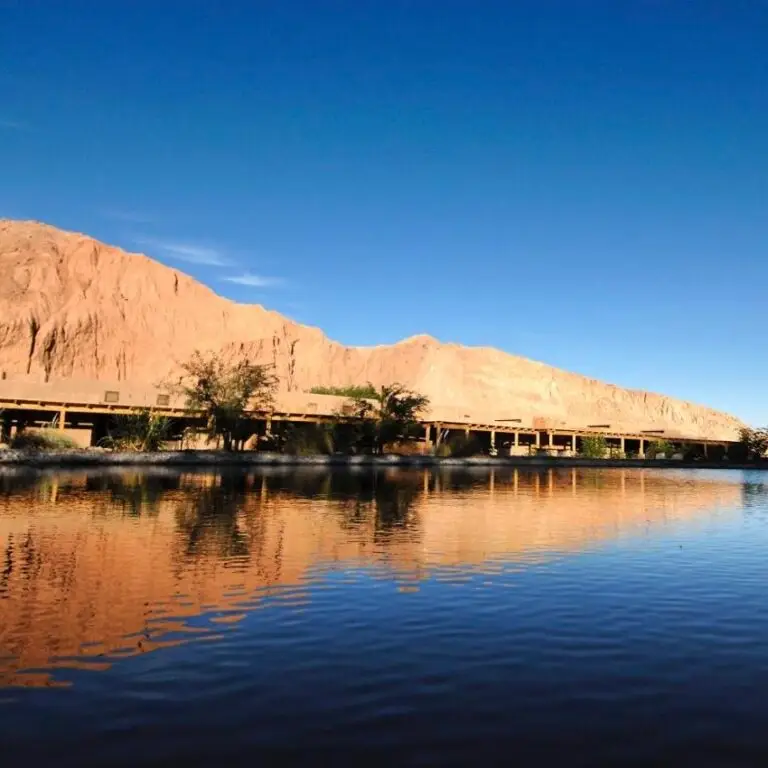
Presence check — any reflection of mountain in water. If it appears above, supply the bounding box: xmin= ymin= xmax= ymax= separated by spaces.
xmin=0 ymin=468 xmax=745 ymax=686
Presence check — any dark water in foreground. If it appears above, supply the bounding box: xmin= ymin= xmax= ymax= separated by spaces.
xmin=1 ymin=467 xmax=768 ymax=766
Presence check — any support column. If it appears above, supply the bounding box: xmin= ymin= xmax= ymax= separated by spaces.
xmin=58 ymin=408 xmax=67 ymax=430
xmin=535 ymin=432 xmax=541 ymax=449
xmin=638 ymin=438 xmax=645 ymax=459
xmin=424 ymin=423 xmax=431 ymax=449
xmin=548 ymin=431 xmax=554 ymax=448
xmin=620 ymin=436 xmax=625 ymax=455
xmin=571 ymin=433 xmax=577 ymax=454
xmin=266 ymin=416 xmax=273 ymax=436
xmin=490 ymin=430 xmax=496 ymax=456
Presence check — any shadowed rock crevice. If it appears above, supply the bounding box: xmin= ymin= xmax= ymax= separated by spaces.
xmin=26 ymin=315 xmax=40 ymax=374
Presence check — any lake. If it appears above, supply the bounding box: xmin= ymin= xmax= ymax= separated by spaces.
xmin=1 ymin=466 xmax=768 ymax=766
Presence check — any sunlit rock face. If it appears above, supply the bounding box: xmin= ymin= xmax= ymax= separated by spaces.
xmin=0 ymin=219 xmax=743 ymax=440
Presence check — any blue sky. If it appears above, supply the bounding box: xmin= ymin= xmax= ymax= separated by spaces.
xmin=1 ymin=1 xmax=766 ymax=422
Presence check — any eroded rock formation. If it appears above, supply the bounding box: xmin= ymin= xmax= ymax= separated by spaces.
xmin=0 ymin=219 xmax=743 ymax=439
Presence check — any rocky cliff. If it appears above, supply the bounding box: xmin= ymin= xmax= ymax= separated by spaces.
xmin=0 ymin=219 xmax=743 ymax=439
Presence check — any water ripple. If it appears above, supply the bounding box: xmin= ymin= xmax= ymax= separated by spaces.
xmin=1 ymin=467 xmax=768 ymax=765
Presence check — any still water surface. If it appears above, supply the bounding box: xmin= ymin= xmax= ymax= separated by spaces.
xmin=2 ymin=467 xmax=768 ymax=765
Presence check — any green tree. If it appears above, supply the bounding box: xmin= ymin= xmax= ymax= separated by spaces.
xmin=739 ymin=427 xmax=768 ymax=461
xmin=176 ymin=351 xmax=277 ymax=451
xmin=580 ymin=435 xmax=608 ymax=459
xmin=346 ymin=383 xmax=429 ymax=454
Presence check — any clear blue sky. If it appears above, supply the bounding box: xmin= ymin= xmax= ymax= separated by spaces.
xmin=1 ymin=1 xmax=766 ymax=422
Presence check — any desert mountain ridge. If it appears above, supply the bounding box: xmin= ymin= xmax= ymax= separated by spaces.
xmin=0 ymin=219 xmax=744 ymax=439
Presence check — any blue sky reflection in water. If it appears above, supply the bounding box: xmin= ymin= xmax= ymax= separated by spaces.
xmin=2 ymin=468 xmax=768 ymax=765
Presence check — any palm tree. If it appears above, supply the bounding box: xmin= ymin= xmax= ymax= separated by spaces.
xmin=349 ymin=383 xmax=429 ymax=454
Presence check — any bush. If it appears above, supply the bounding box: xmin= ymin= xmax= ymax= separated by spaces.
xmin=679 ymin=443 xmax=707 ymax=461
xmin=310 ymin=384 xmax=378 ymax=399
xmin=442 ymin=434 xmax=484 ymax=457
xmin=279 ymin=423 xmax=335 ymax=455
xmin=11 ymin=429 xmax=80 ymax=452
xmin=580 ymin=435 xmax=608 ymax=458
xmin=432 ymin=433 xmax=483 ymax=457
xmin=100 ymin=411 xmax=172 ymax=452
xmin=646 ymin=439 xmax=674 ymax=459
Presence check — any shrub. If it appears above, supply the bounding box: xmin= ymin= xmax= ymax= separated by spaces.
xmin=646 ymin=439 xmax=674 ymax=459
xmin=309 ymin=384 xmax=378 ymax=399
xmin=279 ymin=423 xmax=335 ymax=455
xmin=580 ymin=436 xmax=608 ymax=459
xmin=11 ymin=429 xmax=80 ymax=452
xmin=679 ymin=443 xmax=707 ymax=461
xmin=441 ymin=434 xmax=484 ymax=457
xmin=100 ymin=410 xmax=172 ymax=452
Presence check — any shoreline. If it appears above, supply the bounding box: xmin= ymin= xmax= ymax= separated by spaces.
xmin=0 ymin=449 xmax=763 ymax=471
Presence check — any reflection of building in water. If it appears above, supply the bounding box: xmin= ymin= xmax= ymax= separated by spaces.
xmin=0 ymin=468 xmax=742 ymax=686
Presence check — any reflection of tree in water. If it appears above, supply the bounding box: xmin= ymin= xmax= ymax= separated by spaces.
xmin=741 ymin=480 xmax=768 ymax=510
xmin=0 ymin=472 xmax=43 ymax=497
xmin=330 ymin=470 xmax=422 ymax=538
xmin=84 ymin=472 xmax=182 ymax=517
xmin=257 ymin=469 xmax=333 ymax=501
xmin=174 ymin=471 xmax=251 ymax=559
xmin=0 ymin=535 xmax=12 ymax=597
xmin=0 ymin=530 xmax=41 ymax=600
xmin=432 ymin=468 xmax=496 ymax=493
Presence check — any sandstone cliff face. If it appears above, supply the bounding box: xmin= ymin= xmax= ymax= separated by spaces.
xmin=0 ymin=219 xmax=743 ymax=439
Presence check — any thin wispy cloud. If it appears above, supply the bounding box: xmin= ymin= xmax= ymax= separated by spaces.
xmin=102 ymin=208 xmax=153 ymax=224
xmin=134 ymin=236 xmax=232 ymax=267
xmin=222 ymin=272 xmax=282 ymax=288
xmin=0 ymin=118 xmax=27 ymax=130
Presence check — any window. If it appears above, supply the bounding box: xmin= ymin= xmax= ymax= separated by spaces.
xmin=104 ymin=390 xmax=120 ymax=403
xmin=156 ymin=394 xmax=170 ymax=406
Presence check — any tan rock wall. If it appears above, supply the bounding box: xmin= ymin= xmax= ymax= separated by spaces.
xmin=0 ymin=220 xmax=743 ymax=440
